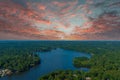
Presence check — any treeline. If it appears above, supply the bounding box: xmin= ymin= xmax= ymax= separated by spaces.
xmin=39 ymin=70 xmax=88 ymax=80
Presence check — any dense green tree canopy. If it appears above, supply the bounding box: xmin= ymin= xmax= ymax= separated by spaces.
xmin=0 ymin=41 xmax=120 ymax=80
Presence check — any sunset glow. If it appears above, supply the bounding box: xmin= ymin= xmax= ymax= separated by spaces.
xmin=0 ymin=0 xmax=120 ymax=40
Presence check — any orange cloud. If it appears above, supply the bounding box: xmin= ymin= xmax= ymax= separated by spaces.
xmin=37 ymin=4 xmax=46 ymax=10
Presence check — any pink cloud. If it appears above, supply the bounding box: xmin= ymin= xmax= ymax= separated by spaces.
xmin=52 ymin=1 xmax=66 ymax=7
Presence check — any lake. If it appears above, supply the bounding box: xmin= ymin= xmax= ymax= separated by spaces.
xmin=0 ymin=48 xmax=91 ymax=80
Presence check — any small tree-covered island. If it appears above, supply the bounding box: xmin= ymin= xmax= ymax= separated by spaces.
xmin=0 ymin=41 xmax=120 ymax=80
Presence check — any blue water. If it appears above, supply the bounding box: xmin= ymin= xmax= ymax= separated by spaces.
xmin=0 ymin=48 xmax=91 ymax=80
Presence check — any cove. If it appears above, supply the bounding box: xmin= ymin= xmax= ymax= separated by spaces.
xmin=0 ymin=48 xmax=91 ymax=80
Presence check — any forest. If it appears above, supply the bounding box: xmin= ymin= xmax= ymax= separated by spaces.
xmin=0 ymin=41 xmax=41 ymax=77
xmin=0 ymin=41 xmax=120 ymax=80
xmin=0 ymin=53 xmax=40 ymax=73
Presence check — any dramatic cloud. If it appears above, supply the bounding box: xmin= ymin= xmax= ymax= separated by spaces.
xmin=0 ymin=0 xmax=120 ymax=40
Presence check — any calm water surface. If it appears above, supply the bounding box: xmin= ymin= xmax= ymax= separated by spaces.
xmin=0 ymin=48 xmax=91 ymax=80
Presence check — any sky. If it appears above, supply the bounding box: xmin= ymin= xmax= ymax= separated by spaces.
xmin=0 ymin=0 xmax=120 ymax=40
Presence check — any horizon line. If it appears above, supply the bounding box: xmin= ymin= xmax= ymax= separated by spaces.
xmin=0 ymin=40 xmax=120 ymax=41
